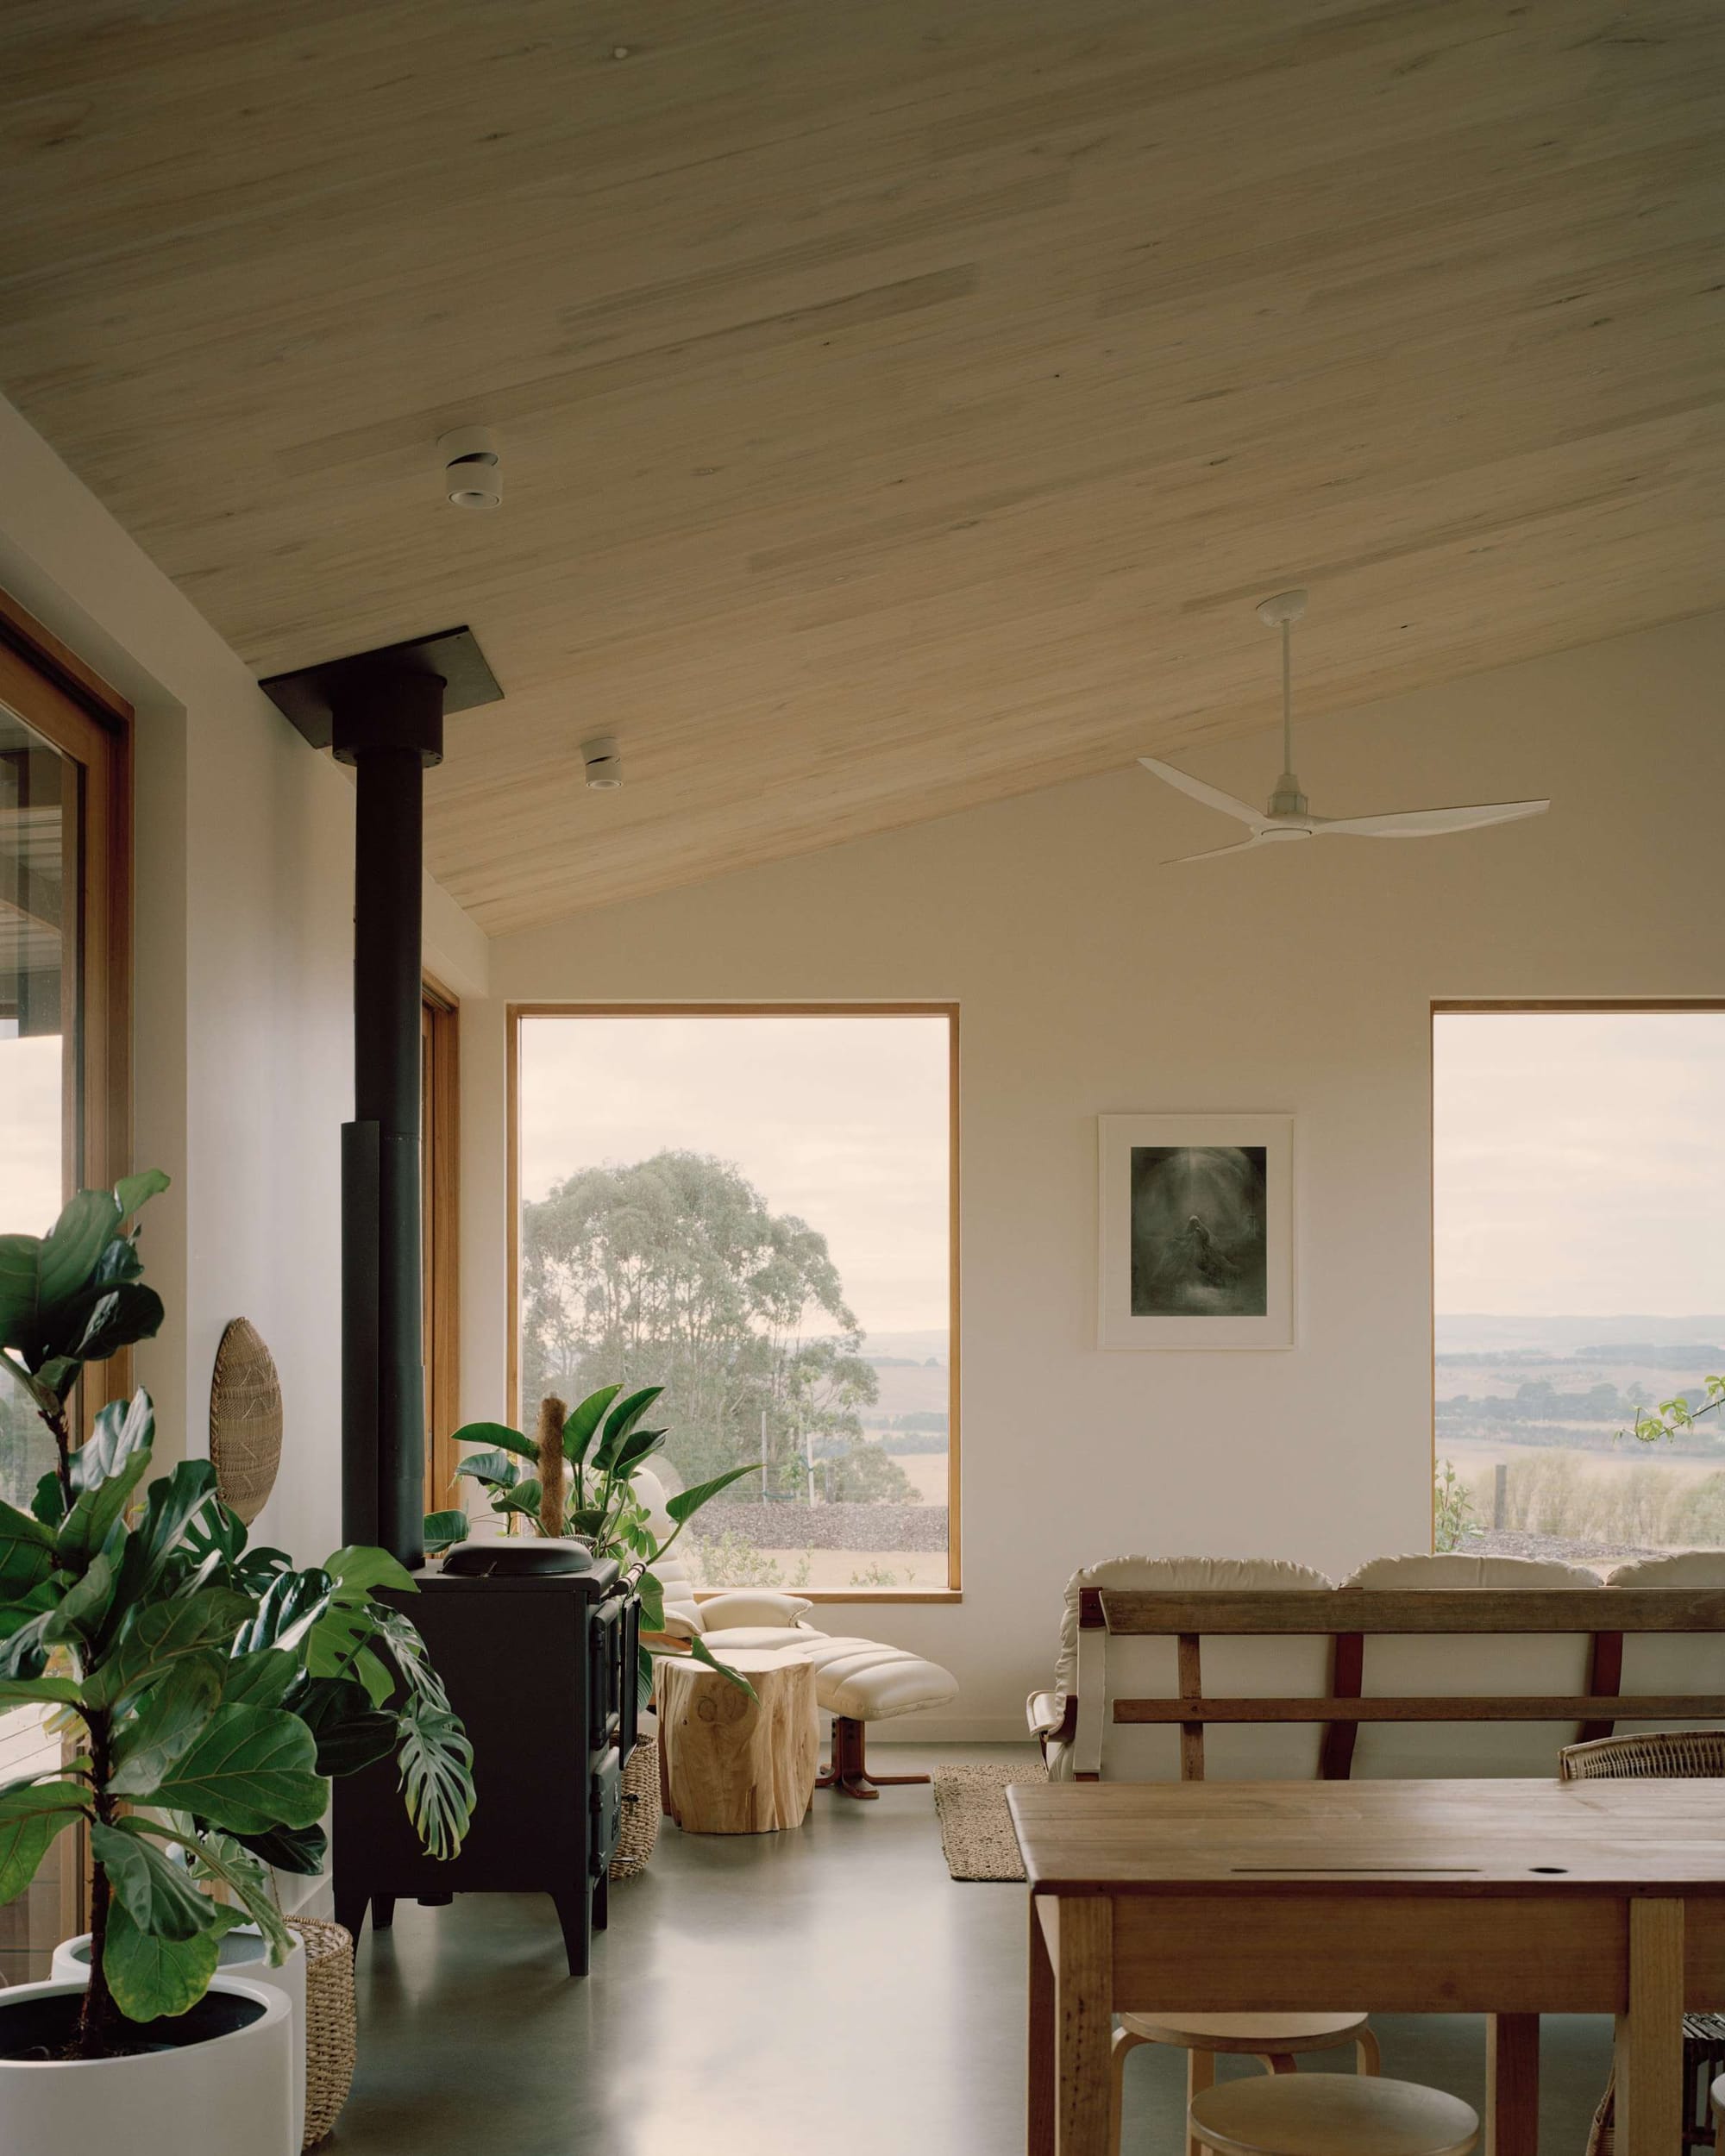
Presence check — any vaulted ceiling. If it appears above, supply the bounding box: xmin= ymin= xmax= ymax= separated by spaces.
xmin=2 ymin=1 xmax=1721 ymax=931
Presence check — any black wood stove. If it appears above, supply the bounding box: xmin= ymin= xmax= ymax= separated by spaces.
xmin=332 ymin=1557 xmax=640 ymax=1975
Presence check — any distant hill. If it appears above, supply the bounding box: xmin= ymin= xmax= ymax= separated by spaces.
xmin=852 ymin=1328 xmax=948 ymax=1366
xmin=1437 ymin=1314 xmax=1725 ymax=1357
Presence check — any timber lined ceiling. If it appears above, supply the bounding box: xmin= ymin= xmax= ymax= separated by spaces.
xmin=1 ymin=1 xmax=1722 ymax=932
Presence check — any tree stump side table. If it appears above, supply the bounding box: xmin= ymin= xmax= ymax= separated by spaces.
xmin=657 ymin=1648 xmax=818 ymax=1833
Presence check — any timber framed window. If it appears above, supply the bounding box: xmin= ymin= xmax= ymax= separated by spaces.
xmin=1433 ymin=1001 xmax=1725 ymax=1562
xmin=508 ymin=1003 xmax=960 ymax=1600
xmin=0 ymin=590 xmax=131 ymax=1980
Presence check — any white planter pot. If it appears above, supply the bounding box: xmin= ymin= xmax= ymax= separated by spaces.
xmin=53 ymin=1924 xmax=306 ymax=2151
xmin=0 ymin=1973 xmax=292 ymax=2156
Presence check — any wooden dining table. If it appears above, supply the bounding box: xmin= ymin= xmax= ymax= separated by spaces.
xmin=1009 ymin=1777 xmax=1725 ymax=2156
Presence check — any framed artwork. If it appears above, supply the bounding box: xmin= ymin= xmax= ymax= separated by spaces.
xmin=1097 ymin=1114 xmax=1293 ymax=1349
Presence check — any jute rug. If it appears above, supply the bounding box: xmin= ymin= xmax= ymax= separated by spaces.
xmin=933 ymin=1761 xmax=1047 ymax=1882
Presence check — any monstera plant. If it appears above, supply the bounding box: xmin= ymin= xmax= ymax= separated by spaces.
xmin=0 ymin=1175 xmax=475 ymax=2065
xmin=425 ymin=1382 xmax=758 ymax=1702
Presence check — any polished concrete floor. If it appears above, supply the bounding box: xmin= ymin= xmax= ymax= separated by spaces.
xmin=331 ymin=1745 xmax=1614 ymax=2156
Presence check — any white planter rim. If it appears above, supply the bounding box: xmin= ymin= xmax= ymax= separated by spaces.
xmin=0 ymin=1973 xmax=288 ymax=2067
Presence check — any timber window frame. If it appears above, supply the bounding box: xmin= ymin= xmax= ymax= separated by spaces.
xmin=506 ymin=1001 xmax=962 ymax=1601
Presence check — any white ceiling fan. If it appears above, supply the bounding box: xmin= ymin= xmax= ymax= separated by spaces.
xmin=1139 ymin=591 xmax=1550 ymax=862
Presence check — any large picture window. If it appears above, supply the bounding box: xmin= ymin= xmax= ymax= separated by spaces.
xmin=511 ymin=1006 xmax=958 ymax=1597
xmin=1433 ymin=1005 xmax=1725 ymax=1562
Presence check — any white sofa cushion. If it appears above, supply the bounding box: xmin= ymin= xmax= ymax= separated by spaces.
xmin=1604 ymin=1552 xmax=1725 ymax=1736
xmin=1340 ymin=1552 xmax=1603 ymax=1779
xmin=701 ymin=1624 xmax=823 ymax=1654
xmin=695 ymin=1591 xmax=814 ymax=1631
xmin=1051 ymin=1556 xmax=1336 ymax=1783
xmin=787 ymin=1636 xmax=959 ymax=1721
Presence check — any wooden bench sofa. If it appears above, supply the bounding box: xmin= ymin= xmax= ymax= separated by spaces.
xmin=1027 ymin=1552 xmax=1725 ymax=1782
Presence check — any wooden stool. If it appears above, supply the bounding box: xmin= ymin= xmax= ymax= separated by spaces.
xmin=656 ymin=1648 xmax=818 ymax=1834
xmin=1189 ymin=2074 xmax=1477 ymax=2156
xmin=1113 ymin=2013 xmax=1379 ymax=2156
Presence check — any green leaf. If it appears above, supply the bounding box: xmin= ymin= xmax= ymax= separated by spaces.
xmin=29 ymin=1470 xmax=66 ymax=1528
xmin=295 ymin=1675 xmax=399 ymax=1777
xmin=0 ymin=1673 xmax=81 ymax=1709
xmin=422 ymin=1508 xmax=469 ymax=1553
xmin=353 ymin=1644 xmax=394 ymax=1708
xmin=634 ymin=1569 xmax=666 ymax=1633
xmin=323 ymin=1545 xmax=416 ymax=1600
xmin=561 ymin=1386 xmax=621 ymax=1468
xmin=612 ymin=1427 xmax=667 ymax=1477
xmin=665 ymin=1463 xmax=761 ymax=1524
xmin=83 ymin=1588 xmax=254 ymax=1711
xmin=235 ymin=1821 xmax=327 ymax=1877
xmin=58 ymin=1444 xmax=154 ymax=1571
xmin=0 ymin=1235 xmax=42 ymax=1353
xmin=153 ymin=1705 xmax=326 ymax=1833
xmin=71 ymin=1281 xmax=166 ymax=1365
xmin=103 ymin=1900 xmax=235 ymax=2021
xmin=91 ymin=1236 xmax=143 ymax=1289
xmin=593 ymin=1386 xmax=663 ymax=1474
xmin=0 ymin=1811 xmax=61 ymax=1902
xmin=452 ymin=1448 xmax=521 ymax=1491
xmin=71 ymin=1389 xmax=154 ymax=1493
xmin=33 ymin=1356 xmax=78 ymax=1400
xmin=234 ymin=1566 xmax=334 ymax=1657
xmin=686 ymin=1632 xmax=757 ymax=1701
xmin=637 ymin=1641 xmax=656 ymax=1714
xmin=114 ymin=1169 xmax=171 ymax=1221
xmin=0 ymin=1777 xmax=92 ymax=1848
xmin=494 ymin=1478 xmax=542 ymax=1516
xmin=38 ymin=1190 xmax=122 ymax=1313
xmin=0 ymin=1499 xmax=56 ymax=1595
xmin=448 ymin=1420 xmax=537 ymax=1462
xmin=113 ymin=1459 xmax=220 ymax=1606
xmin=221 ymin=1650 xmax=297 ymax=1709
xmin=0 ymin=1782 xmax=88 ymax=1903
xmin=396 ymin=1697 xmax=474 ymax=1861
xmin=176 ymin=1828 xmax=292 ymax=1963
xmin=92 ymin=1820 xmax=215 ymax=1941
xmin=42 ymin=1551 xmax=116 ymax=1645
xmin=304 ymin=1595 xmax=380 ymax=1689
xmin=110 ymin=1653 xmax=223 ymax=1795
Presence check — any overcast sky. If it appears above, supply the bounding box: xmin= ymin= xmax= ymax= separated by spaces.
xmin=0 ymin=1037 xmax=63 ymax=1235
xmin=1434 ymin=1010 xmax=1725 ymax=1315
xmin=518 ymin=1013 xmax=951 ymax=1336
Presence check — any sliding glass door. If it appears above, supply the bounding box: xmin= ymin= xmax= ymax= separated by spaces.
xmin=0 ymin=615 xmax=129 ymax=1981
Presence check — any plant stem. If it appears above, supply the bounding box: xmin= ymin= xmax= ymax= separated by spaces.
xmin=46 ymin=1403 xmax=75 ymax=1513
xmin=74 ymin=1710 xmax=122 ymax=2059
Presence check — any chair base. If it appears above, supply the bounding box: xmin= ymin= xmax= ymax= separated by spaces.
xmin=816 ymin=1714 xmax=931 ymax=1801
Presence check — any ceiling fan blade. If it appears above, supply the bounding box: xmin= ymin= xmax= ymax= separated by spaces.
xmin=1138 ymin=756 xmax=1264 ymax=829
xmin=1317 ymin=799 xmax=1551 ymax=838
xmin=1170 ymin=835 xmax=1268 ymax=864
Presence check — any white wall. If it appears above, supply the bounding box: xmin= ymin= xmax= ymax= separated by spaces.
xmin=0 ymin=392 xmax=487 ymax=1570
xmin=462 ymin=610 xmax=1725 ymax=1738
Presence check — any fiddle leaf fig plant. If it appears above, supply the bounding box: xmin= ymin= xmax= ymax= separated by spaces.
xmin=0 ymin=1179 xmax=477 ymax=2058
xmin=426 ymin=1383 xmax=760 ymax=1705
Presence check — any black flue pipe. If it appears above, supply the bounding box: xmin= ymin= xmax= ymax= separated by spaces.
xmin=260 ymin=629 xmax=498 ymax=1569
xmin=331 ymin=666 xmax=444 ymax=1566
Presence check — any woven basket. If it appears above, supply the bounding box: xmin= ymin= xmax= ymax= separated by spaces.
xmin=289 ymin=1918 xmax=355 ymax=2149
xmin=610 ymin=1736 xmax=662 ymax=1879
xmin=209 ymin=1318 xmax=284 ymax=1524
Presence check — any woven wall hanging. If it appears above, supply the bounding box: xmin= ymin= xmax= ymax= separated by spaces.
xmin=209 ymin=1317 xmax=284 ymax=1523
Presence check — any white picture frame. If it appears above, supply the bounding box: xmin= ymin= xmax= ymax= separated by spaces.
xmin=1097 ymin=1113 xmax=1294 ymax=1350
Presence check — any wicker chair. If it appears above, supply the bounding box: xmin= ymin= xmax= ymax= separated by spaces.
xmin=1561 ymin=1730 xmax=1725 ymax=2155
